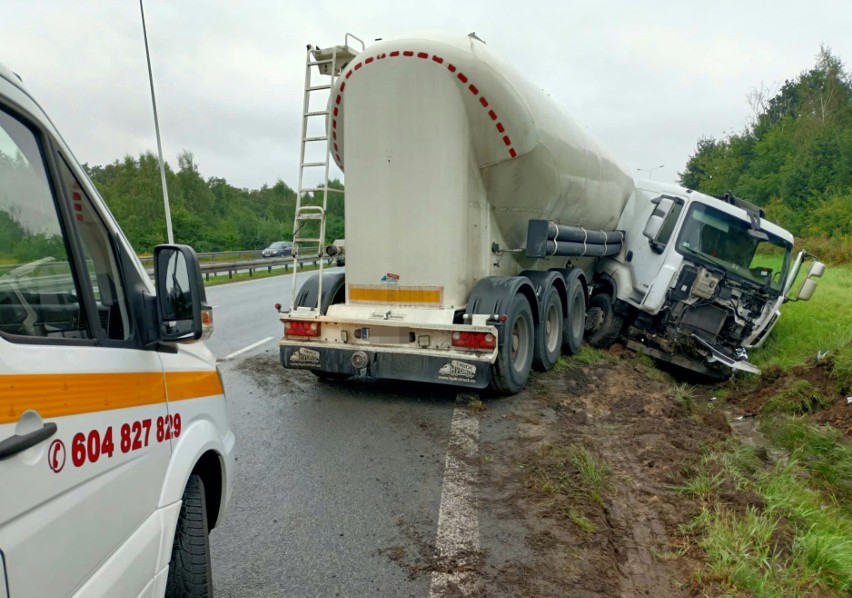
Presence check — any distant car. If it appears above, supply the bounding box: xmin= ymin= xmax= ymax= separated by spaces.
xmin=262 ymin=241 xmax=292 ymax=258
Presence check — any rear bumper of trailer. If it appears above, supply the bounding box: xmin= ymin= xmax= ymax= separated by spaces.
xmin=280 ymin=344 xmax=494 ymax=388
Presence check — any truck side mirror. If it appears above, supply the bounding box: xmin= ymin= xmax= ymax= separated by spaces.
xmin=643 ymin=196 xmax=676 ymax=252
xmin=154 ymin=244 xmax=206 ymax=341
xmin=795 ymin=260 xmax=826 ymax=302
xmin=807 ymin=261 xmax=825 ymax=278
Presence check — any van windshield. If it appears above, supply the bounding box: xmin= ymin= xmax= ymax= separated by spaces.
xmin=676 ymin=203 xmax=792 ymax=294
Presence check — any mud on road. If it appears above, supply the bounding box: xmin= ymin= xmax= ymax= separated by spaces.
xmin=393 ymin=349 xmax=733 ymax=597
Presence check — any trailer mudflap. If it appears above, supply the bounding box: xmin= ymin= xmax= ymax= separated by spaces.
xmin=280 ymin=345 xmax=491 ymax=388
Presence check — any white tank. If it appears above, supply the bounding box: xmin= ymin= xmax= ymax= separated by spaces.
xmin=330 ymin=35 xmax=635 ymax=309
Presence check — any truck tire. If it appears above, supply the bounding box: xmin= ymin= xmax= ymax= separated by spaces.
xmin=532 ymin=285 xmax=563 ymax=372
xmin=586 ymin=293 xmax=623 ymax=348
xmin=562 ymin=275 xmax=585 ymax=355
xmin=166 ymin=475 xmax=212 ymax=598
xmin=490 ymin=293 xmax=535 ymax=394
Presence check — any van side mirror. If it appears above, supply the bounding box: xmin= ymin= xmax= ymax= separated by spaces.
xmin=154 ymin=244 xmax=205 ymax=341
xmin=795 ymin=260 xmax=826 ymax=302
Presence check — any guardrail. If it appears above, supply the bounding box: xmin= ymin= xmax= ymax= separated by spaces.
xmin=138 ymin=252 xmax=338 ymax=281
xmin=2 ymin=252 xmax=338 ymax=285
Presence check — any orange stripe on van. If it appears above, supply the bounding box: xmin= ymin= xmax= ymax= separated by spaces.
xmin=349 ymin=286 xmax=443 ymax=305
xmin=0 ymin=371 xmax=222 ymax=424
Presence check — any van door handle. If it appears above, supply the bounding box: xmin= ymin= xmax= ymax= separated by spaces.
xmin=0 ymin=423 xmax=58 ymax=460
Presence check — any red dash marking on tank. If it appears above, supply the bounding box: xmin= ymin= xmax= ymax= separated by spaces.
xmin=479 ymin=97 xmax=489 ymax=107
xmin=496 ymin=122 xmax=505 ymax=133
xmin=432 ymin=55 xmax=444 ymax=64
xmin=339 ymin=82 xmax=346 ymax=92
xmin=403 ymin=51 xmax=414 ymax=57
xmin=488 ymin=110 xmax=497 ymax=120
xmin=468 ymin=84 xmax=479 ymax=95
xmin=502 ymin=136 xmax=511 ymax=146
xmin=390 ymin=51 xmax=400 ymax=57
xmin=365 ymin=56 xmax=374 ymax=64
xmin=457 ymin=72 xmax=468 ymax=83
xmin=76 ymin=214 xmax=84 ymax=222
xmin=448 ymin=63 xmax=457 ymax=72
xmin=333 ymin=107 xmax=339 ymax=117
xmin=332 ymin=120 xmax=337 ymax=128
xmin=355 ymin=62 xmax=363 ymax=71
xmin=335 ymin=153 xmax=341 ymax=162
xmin=417 ymin=52 xmax=428 ymax=59
xmin=335 ymin=95 xmax=341 ymax=105
xmin=345 ymin=70 xmax=353 ymax=79
xmin=334 ymin=143 xmax=339 ymax=151
xmin=332 ymin=131 xmax=337 ymax=140
xmin=509 ymin=148 xmax=518 ymax=158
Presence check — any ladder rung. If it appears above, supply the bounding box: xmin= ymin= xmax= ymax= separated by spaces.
xmin=305 ymin=110 xmax=329 ymax=117
xmin=303 ymin=136 xmax=328 ymax=143
xmin=307 ymin=84 xmax=332 ymax=91
xmin=296 ymin=214 xmax=324 ymax=221
xmin=300 ymin=162 xmax=327 ymax=168
xmin=294 ymin=239 xmax=322 ymax=244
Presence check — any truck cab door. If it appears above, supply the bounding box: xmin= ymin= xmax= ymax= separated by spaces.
xmin=0 ymin=100 xmax=171 ymax=597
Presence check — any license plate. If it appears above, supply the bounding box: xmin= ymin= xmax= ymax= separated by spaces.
xmin=361 ymin=326 xmax=410 ymax=344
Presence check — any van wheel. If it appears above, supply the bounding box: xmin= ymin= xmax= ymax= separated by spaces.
xmin=563 ymin=275 xmax=586 ymax=355
xmin=490 ymin=293 xmax=534 ymax=395
xmin=586 ymin=294 xmax=623 ymax=348
xmin=532 ymin=285 xmax=563 ymax=372
xmin=166 ymin=475 xmax=212 ymax=598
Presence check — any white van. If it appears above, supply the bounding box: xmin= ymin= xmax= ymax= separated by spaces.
xmin=0 ymin=64 xmax=235 ymax=597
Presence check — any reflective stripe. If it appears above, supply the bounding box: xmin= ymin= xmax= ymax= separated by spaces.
xmin=348 ymin=286 xmax=443 ymax=305
xmin=0 ymin=371 xmax=222 ymax=424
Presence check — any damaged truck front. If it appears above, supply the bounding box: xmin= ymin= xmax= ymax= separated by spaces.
xmin=600 ymin=183 xmax=826 ymax=378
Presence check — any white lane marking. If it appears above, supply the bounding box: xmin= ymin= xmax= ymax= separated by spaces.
xmin=220 ymin=336 xmax=275 ymax=361
xmin=430 ymin=403 xmax=480 ymax=597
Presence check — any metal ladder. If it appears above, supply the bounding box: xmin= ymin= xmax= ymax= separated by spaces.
xmin=290 ymin=34 xmax=363 ymax=311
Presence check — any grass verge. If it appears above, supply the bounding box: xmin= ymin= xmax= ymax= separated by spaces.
xmin=681 ymin=420 xmax=852 ymax=595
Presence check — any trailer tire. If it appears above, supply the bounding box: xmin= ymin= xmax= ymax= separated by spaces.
xmin=586 ymin=293 xmax=623 ymax=348
xmin=532 ymin=285 xmax=563 ymax=372
xmin=562 ymin=275 xmax=586 ymax=355
xmin=490 ymin=293 xmax=534 ymax=395
xmin=165 ymin=474 xmax=212 ymax=598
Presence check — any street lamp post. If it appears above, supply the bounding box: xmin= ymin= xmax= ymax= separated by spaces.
xmin=637 ymin=164 xmax=665 ymax=180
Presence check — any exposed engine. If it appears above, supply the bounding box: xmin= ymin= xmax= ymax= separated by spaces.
xmin=629 ymin=262 xmax=777 ymax=376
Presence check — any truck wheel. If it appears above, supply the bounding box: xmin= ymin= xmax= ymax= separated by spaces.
xmin=586 ymin=293 xmax=623 ymax=348
xmin=490 ymin=293 xmax=534 ymax=394
xmin=532 ymin=285 xmax=563 ymax=372
xmin=166 ymin=475 xmax=212 ymax=598
xmin=562 ymin=275 xmax=585 ymax=355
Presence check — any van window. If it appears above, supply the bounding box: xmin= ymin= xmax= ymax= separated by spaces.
xmin=57 ymin=159 xmax=131 ymax=340
xmin=0 ymin=107 xmax=90 ymax=339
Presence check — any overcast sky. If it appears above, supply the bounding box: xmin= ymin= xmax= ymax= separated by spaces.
xmin=2 ymin=1 xmax=850 ymax=190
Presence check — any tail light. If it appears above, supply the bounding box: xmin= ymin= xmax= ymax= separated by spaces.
xmin=451 ymin=331 xmax=496 ymax=349
xmin=285 ymin=320 xmax=321 ymax=337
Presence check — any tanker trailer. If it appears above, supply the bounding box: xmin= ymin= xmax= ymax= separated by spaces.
xmin=279 ymin=33 xmax=825 ymax=391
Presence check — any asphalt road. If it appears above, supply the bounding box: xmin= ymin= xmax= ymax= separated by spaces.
xmin=205 ymin=270 xmax=501 ymax=597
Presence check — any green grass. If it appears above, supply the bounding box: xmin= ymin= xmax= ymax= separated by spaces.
xmin=671 ymin=382 xmax=697 ymax=413
xmin=832 ymin=343 xmax=852 ymax=393
xmin=752 ymin=262 xmax=852 ymax=369
xmin=683 ymin=423 xmax=852 ymax=595
xmin=761 ymin=380 xmax=829 ymax=415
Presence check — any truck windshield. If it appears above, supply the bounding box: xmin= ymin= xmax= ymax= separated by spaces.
xmin=676 ymin=203 xmax=792 ymax=294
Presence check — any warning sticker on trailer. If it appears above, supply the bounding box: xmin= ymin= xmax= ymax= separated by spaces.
xmin=289 ymin=348 xmax=321 ymax=367
xmin=438 ymin=360 xmax=477 ymax=384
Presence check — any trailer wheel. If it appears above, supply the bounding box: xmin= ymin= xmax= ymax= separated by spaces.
xmin=562 ymin=275 xmax=586 ymax=355
xmin=165 ymin=474 xmax=212 ymax=598
xmin=532 ymin=285 xmax=563 ymax=372
xmin=586 ymin=293 xmax=623 ymax=348
xmin=490 ymin=293 xmax=534 ymax=394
